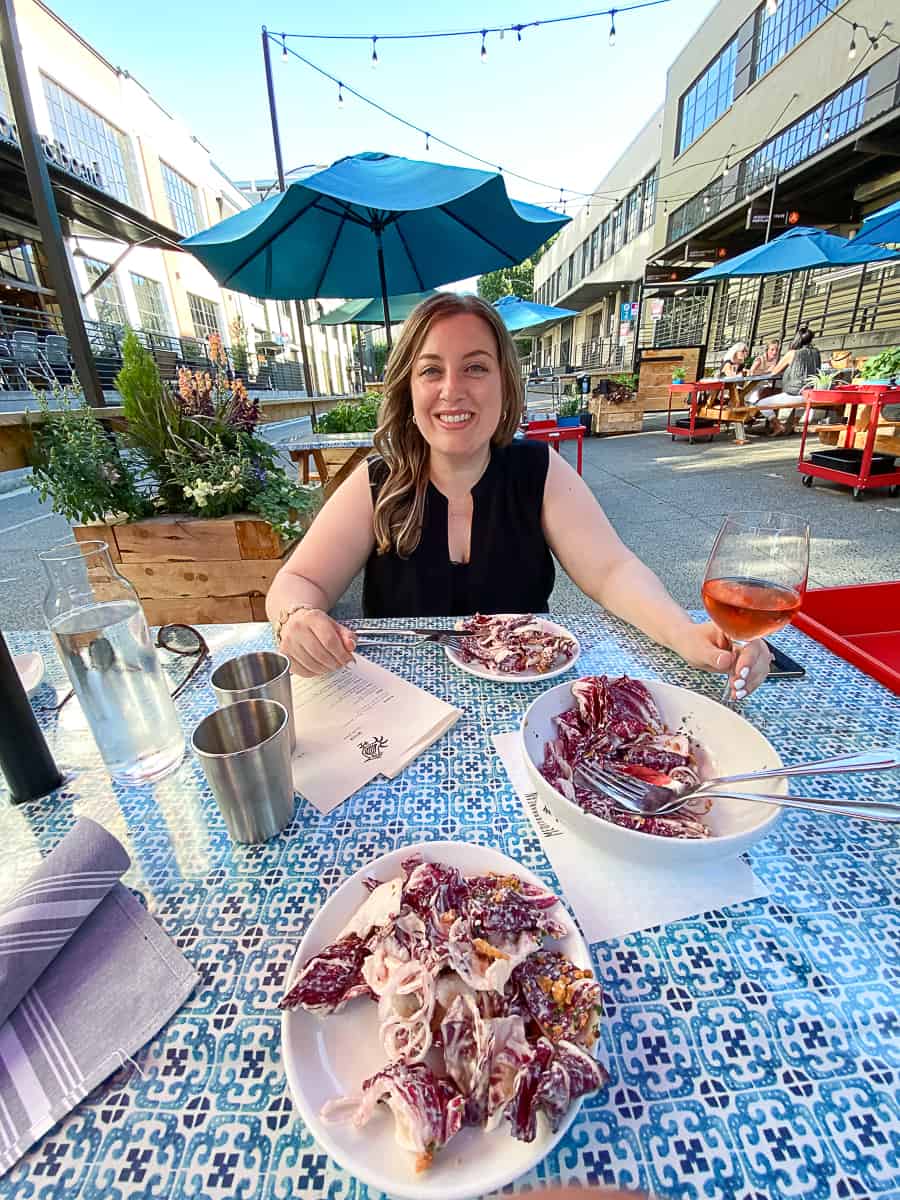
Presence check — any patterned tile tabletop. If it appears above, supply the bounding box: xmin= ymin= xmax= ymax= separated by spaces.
xmin=2 ymin=613 xmax=899 ymax=1200
xmin=274 ymin=433 xmax=375 ymax=451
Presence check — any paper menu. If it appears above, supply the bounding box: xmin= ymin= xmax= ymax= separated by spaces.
xmin=290 ymin=655 xmax=461 ymax=814
xmin=492 ymin=732 xmax=768 ymax=943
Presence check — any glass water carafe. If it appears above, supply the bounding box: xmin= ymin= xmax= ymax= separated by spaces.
xmin=40 ymin=540 xmax=184 ymax=784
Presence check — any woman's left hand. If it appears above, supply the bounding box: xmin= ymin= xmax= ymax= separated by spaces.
xmin=673 ymin=621 xmax=772 ymax=698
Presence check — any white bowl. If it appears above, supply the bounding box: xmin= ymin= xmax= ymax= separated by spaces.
xmin=281 ymin=840 xmax=598 ymax=1200
xmin=520 ymin=678 xmax=784 ymax=866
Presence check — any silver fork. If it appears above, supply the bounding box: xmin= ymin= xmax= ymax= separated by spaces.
xmin=575 ymin=762 xmax=900 ymax=823
xmin=353 ymin=629 xmax=471 ymax=652
xmin=579 ymin=748 xmax=900 ymax=814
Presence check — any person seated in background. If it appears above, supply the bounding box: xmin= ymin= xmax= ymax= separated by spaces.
xmin=749 ymin=339 xmax=781 ymax=377
xmin=719 ymin=342 xmax=749 ymax=377
xmin=759 ymin=325 xmax=822 ymax=435
xmin=266 ymin=293 xmax=770 ymax=697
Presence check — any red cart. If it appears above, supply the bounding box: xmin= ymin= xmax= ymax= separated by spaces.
xmin=798 ymin=384 xmax=900 ymax=500
xmin=523 ymin=419 xmax=584 ymax=475
xmin=665 ymin=382 xmax=722 ymax=443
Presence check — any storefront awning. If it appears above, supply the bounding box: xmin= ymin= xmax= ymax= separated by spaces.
xmin=0 ymin=139 xmax=183 ymax=251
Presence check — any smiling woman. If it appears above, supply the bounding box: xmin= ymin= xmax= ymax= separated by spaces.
xmin=265 ymin=293 xmax=771 ymax=696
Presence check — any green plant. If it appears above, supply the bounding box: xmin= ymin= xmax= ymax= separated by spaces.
xmin=315 ymin=395 xmax=380 ymax=433
xmin=805 ymin=369 xmax=837 ymax=390
xmin=29 ymin=391 xmax=150 ymax=525
xmin=229 ymin=316 xmax=249 ymax=379
xmin=557 ymin=395 xmax=580 ymax=417
xmin=372 ymin=341 xmax=390 ymax=380
xmin=671 ymin=367 xmax=686 ymax=383
xmin=859 ymin=347 xmax=900 ymax=380
xmin=249 ymin=470 xmax=321 ymax=543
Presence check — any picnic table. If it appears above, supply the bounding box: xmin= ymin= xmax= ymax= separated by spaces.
xmin=3 ymin=612 xmax=899 ymax=1198
xmin=695 ymin=374 xmax=783 ymax=442
xmin=276 ymin=432 xmax=374 ymax=497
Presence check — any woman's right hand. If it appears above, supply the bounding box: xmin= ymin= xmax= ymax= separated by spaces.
xmin=280 ymin=607 xmax=357 ymax=676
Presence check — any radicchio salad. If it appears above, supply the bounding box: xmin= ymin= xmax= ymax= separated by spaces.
xmin=541 ymin=674 xmax=715 ymax=839
xmin=453 ymin=614 xmax=577 ymax=675
xmin=280 ymin=853 xmax=607 ymax=1172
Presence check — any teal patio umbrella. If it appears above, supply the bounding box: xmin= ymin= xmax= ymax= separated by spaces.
xmin=689 ymin=225 xmax=896 ymax=280
xmin=313 ymin=291 xmax=438 ymax=326
xmin=181 ymin=151 xmax=569 ymax=346
xmin=851 ymin=199 xmax=900 ymax=248
xmin=494 ymin=293 xmax=579 ymax=337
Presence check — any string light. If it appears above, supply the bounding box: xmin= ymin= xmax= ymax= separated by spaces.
xmin=823 ymin=117 xmax=832 ymax=142
xmin=609 ymin=10 xmax=616 ymax=45
xmin=480 ymin=30 xmax=487 ymax=61
xmin=337 ymin=82 xmax=344 ymax=107
xmin=281 ymin=34 xmax=288 ymax=59
xmin=371 ymin=36 xmax=378 ymax=67
xmin=424 ymin=131 xmax=430 ymax=151
xmin=515 ymin=24 xmax=523 ymax=42
xmin=848 ymin=23 xmax=857 ymax=59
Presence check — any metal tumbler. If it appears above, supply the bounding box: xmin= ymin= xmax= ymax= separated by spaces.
xmin=210 ymin=651 xmax=296 ymax=753
xmin=192 ymin=699 xmax=295 ymax=843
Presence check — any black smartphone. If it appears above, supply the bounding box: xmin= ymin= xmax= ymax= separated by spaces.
xmin=765 ymin=641 xmax=806 ymax=680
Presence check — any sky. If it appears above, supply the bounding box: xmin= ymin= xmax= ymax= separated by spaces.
xmin=49 ymin=0 xmax=719 ymax=212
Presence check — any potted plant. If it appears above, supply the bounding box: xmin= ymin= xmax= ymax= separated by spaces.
xmin=858 ymin=347 xmax=900 ymax=387
xmin=314 ymin=394 xmax=380 ymax=433
xmin=29 ymin=330 xmax=320 ymax=624
xmin=671 ymin=366 xmax=686 ymax=385
xmin=557 ymin=395 xmax=581 ymax=427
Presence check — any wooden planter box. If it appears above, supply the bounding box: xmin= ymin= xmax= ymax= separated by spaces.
xmin=74 ymin=514 xmax=286 ymax=625
xmin=591 ymin=406 xmax=644 ymax=435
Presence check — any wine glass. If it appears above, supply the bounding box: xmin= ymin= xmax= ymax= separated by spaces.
xmin=702 ymin=512 xmax=810 ymax=703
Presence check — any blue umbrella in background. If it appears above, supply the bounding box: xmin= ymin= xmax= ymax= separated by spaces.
xmin=851 ymin=199 xmax=900 ymax=248
xmin=312 ymin=291 xmax=439 ymax=326
xmin=688 ymin=225 xmax=897 ymax=280
xmin=494 ymin=293 xmax=579 ymax=336
xmin=181 ymin=151 xmax=569 ymax=345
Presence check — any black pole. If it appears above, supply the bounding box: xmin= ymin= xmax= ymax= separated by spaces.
xmin=0 ymin=632 xmax=63 ymax=804
xmin=261 ymin=28 xmax=315 ymax=396
xmin=747 ymin=278 xmax=765 ymax=355
xmin=0 ymin=0 xmax=105 ymax=406
xmin=763 ymin=173 xmax=779 ymax=245
xmin=375 ymin=228 xmax=393 ymax=350
xmin=356 ymin=325 xmax=366 ymax=387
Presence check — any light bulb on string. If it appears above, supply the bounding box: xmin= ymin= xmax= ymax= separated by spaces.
xmin=848 ymin=24 xmax=857 ymax=59
xmin=869 ymin=33 xmax=880 ymax=51
xmin=823 ymin=118 xmax=832 ymax=142
xmin=371 ymin=36 xmax=378 ymax=67
xmin=515 ymin=25 xmax=523 ymax=42
xmin=480 ymin=31 xmax=487 ymax=62
xmin=337 ymin=82 xmax=344 ymax=108
xmin=281 ymin=34 xmax=288 ymax=60
xmin=608 ymin=10 xmax=616 ymax=46
xmin=425 ymin=132 xmax=430 ymax=152
xmin=499 ymin=28 xmax=504 ymax=41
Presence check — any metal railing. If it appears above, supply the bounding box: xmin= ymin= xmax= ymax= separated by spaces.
xmin=0 ymin=303 xmax=308 ymax=393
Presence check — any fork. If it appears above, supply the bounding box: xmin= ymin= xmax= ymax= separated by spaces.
xmin=353 ymin=628 xmax=471 ymax=652
xmin=578 ymin=748 xmax=900 ymax=814
xmin=575 ymin=763 xmax=900 ymax=823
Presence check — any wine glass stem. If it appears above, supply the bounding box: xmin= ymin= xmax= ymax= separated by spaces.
xmin=721 ymin=640 xmax=746 ymax=703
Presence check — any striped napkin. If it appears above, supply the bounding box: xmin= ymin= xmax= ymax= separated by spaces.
xmin=0 ymin=817 xmax=198 ymax=1176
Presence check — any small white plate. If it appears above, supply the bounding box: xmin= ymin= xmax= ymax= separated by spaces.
xmin=14 ymin=652 xmax=45 ymax=698
xmin=445 ymin=616 xmax=580 ymax=683
xmin=281 ymin=840 xmax=599 ymax=1200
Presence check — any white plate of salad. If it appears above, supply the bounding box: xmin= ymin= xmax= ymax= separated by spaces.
xmin=279 ymin=840 xmax=607 ymax=1200
xmin=445 ymin=614 xmax=579 ymax=683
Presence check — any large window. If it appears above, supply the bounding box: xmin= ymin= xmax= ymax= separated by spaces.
xmin=83 ymin=258 xmax=128 ymax=326
xmin=42 ymin=77 xmax=139 ymax=205
xmin=611 ymin=205 xmax=625 ymax=254
xmin=589 ymin=227 xmax=600 ymax=272
xmin=600 ymin=216 xmax=611 ymax=262
xmin=754 ymin=0 xmax=837 ymax=81
xmin=624 ymin=186 xmax=641 ymax=243
xmin=0 ymin=235 xmax=36 ymax=285
xmin=187 ymin=293 xmax=221 ymax=340
xmin=677 ymin=38 xmax=737 ymax=155
xmin=580 ymin=238 xmax=590 ymax=280
xmin=130 ymin=273 xmax=170 ymax=334
xmin=0 ymin=57 xmax=9 ymax=119
xmin=161 ymin=163 xmax=202 ymax=237
xmin=641 ymin=166 xmax=658 ymax=231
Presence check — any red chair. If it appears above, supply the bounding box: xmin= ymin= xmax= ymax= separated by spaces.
xmin=524 ymin=419 xmax=584 ymax=475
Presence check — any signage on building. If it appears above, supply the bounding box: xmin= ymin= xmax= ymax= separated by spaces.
xmin=0 ymin=113 xmax=104 ymax=191
xmin=619 ymin=320 xmax=633 ymax=340
xmin=650 ymin=299 xmax=665 ymax=321
xmin=644 ymin=264 xmax=698 ymax=284
xmin=619 ymin=301 xmax=639 ymax=321
xmin=745 ymin=207 xmax=801 ymax=231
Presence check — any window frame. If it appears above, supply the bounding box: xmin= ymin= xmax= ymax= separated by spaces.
xmin=160 ymin=162 xmax=202 ymax=237
xmin=187 ymin=292 xmax=222 ymax=341
xmin=676 ymin=37 xmax=738 ymax=156
xmin=129 ymin=272 xmax=171 ymax=336
xmin=41 ymin=75 xmax=139 ymax=206
xmin=82 ymin=257 xmax=128 ymax=326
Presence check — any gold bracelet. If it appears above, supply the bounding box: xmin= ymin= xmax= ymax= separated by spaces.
xmin=273 ymin=603 xmax=318 ymax=647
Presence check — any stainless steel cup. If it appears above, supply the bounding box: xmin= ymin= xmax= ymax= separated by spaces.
xmin=192 ymin=699 xmax=295 ymax=843
xmin=210 ymin=651 xmax=296 ymax=753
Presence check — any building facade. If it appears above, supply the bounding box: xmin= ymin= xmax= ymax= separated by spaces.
xmin=0 ymin=0 xmax=355 ymax=394
xmin=534 ymin=0 xmax=899 ymax=377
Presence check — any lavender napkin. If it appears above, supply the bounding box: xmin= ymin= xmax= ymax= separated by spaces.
xmin=0 ymin=817 xmax=198 ymax=1176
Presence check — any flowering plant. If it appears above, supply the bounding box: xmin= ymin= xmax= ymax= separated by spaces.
xmin=30 ymin=330 xmax=319 ymax=544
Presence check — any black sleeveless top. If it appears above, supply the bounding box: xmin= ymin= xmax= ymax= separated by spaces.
xmin=363 ymin=440 xmax=555 ymax=618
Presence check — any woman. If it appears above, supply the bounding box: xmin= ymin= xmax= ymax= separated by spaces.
xmin=760 ymin=325 xmax=822 ymax=435
xmin=267 ymin=294 xmax=770 ymax=698
xmin=749 ymin=339 xmax=781 ymax=378
xmin=719 ymin=342 xmax=749 ymax=377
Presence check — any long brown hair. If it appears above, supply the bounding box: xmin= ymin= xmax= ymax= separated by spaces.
xmin=372 ymin=293 xmax=523 ymax=558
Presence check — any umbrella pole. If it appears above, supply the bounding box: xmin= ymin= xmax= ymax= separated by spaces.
xmin=375 ymin=227 xmax=393 ymax=349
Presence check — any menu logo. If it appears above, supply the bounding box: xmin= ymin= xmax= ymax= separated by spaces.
xmin=359 ymin=735 xmax=389 ymax=762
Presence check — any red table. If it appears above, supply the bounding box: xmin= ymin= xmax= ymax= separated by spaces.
xmin=523 ymin=420 xmax=584 ymax=475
